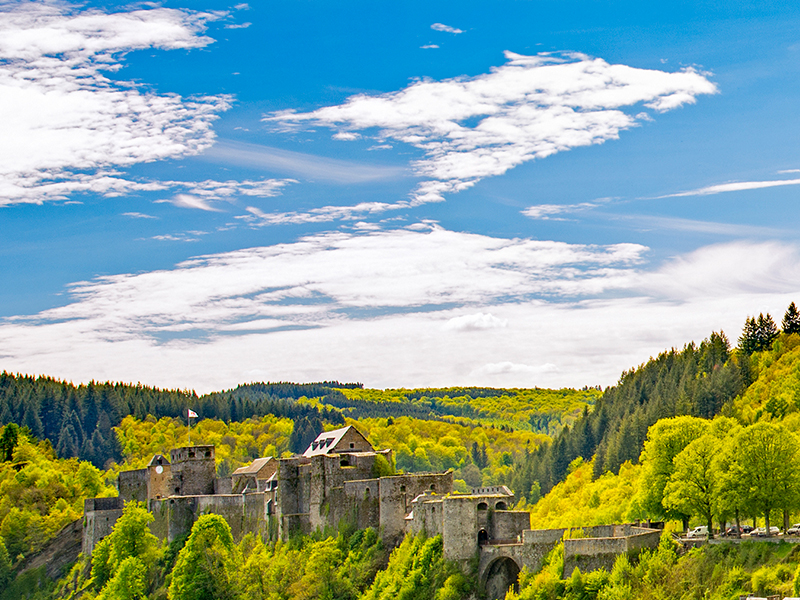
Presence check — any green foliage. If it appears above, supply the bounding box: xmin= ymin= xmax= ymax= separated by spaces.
xmin=634 ymin=415 xmax=709 ymax=523
xmin=91 ymin=501 xmax=159 ymax=591
xmin=115 ymin=414 xmax=294 ymax=474
xmin=361 ymin=533 xmax=467 ymax=600
xmin=740 ymin=313 xmax=780 ymax=356
xmin=352 ymin=416 xmax=547 ymax=488
xmin=0 ymin=424 xmax=19 ymax=463
xmin=729 ymin=334 xmax=800 ymax=423
xmin=333 ymin=387 xmax=600 ymax=434
xmin=96 ymin=556 xmax=148 ymax=600
xmin=512 ymin=331 xmax=744 ymax=501
xmin=0 ymin=431 xmax=115 ymax=562
xmin=784 ymin=303 xmax=800 ymax=336
xmin=0 ymin=539 xmax=11 ymax=589
xmin=524 ymin=459 xmax=640 ymax=529
xmin=169 ymin=514 xmax=238 ymax=600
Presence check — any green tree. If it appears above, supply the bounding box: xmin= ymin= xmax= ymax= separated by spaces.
xmin=784 ymin=302 xmax=800 ymax=335
xmin=740 ymin=314 xmax=779 ymax=355
xmin=96 ymin=556 xmax=148 ymax=600
xmin=733 ymin=422 xmax=800 ymax=536
xmin=91 ymin=501 xmax=159 ymax=590
xmin=636 ymin=416 xmax=709 ymax=528
xmin=663 ymin=434 xmax=720 ymax=537
xmin=0 ymin=423 xmax=19 ymax=462
xmin=0 ymin=538 xmax=12 ymax=588
xmin=168 ymin=514 xmax=239 ymax=600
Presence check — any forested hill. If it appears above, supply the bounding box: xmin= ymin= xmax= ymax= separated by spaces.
xmin=0 ymin=375 xmax=596 ymax=469
xmin=0 ymin=376 xmax=348 ymax=468
xmin=511 ymin=303 xmax=800 ymax=501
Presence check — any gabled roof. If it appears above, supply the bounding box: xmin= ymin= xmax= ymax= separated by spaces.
xmin=302 ymin=425 xmax=372 ymax=458
xmin=232 ymin=457 xmax=274 ymax=477
xmin=147 ymin=454 xmax=170 ymax=467
xmin=303 ymin=426 xmax=352 ymax=457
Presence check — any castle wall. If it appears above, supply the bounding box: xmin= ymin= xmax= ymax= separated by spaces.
xmin=380 ymin=472 xmax=453 ymax=543
xmin=276 ymin=457 xmax=311 ymax=538
xmin=562 ymin=527 xmax=661 ymax=577
xmin=149 ymin=493 xmax=268 ymax=543
xmin=493 ymin=511 xmax=530 ymax=541
xmin=340 ymin=479 xmax=381 ymax=531
xmin=442 ymin=496 xmax=481 ymax=561
xmin=118 ymin=469 xmax=148 ymax=502
xmin=169 ymin=446 xmax=216 ymax=496
xmin=408 ymin=496 xmax=444 ymax=538
xmin=83 ymin=497 xmax=124 ymax=555
xmin=147 ymin=464 xmax=171 ymax=499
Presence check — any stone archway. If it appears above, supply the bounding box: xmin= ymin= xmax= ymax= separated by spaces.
xmin=483 ymin=556 xmax=521 ymax=600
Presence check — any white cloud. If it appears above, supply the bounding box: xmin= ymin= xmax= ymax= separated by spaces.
xmin=123 ymin=212 xmax=157 ymax=219
xmin=431 ymin=23 xmax=464 ymax=34
xmin=661 ymin=177 xmax=800 ymax=198
xmin=161 ymin=194 xmax=221 ymax=212
xmin=444 ymin=313 xmax=508 ymax=331
xmin=268 ymin=52 xmax=716 ymax=205
xmin=1 ymin=230 xmax=799 ymax=391
xmin=421 ymin=44 xmax=440 ymax=50
xmin=225 ymin=22 xmax=251 ymax=29
xmin=332 ymin=132 xmax=361 ymax=141
xmin=0 ymin=2 xmax=230 ymax=205
xmin=522 ymin=202 xmax=599 ymax=220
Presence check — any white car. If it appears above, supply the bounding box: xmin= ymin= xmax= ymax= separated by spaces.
xmin=686 ymin=526 xmax=708 ymax=538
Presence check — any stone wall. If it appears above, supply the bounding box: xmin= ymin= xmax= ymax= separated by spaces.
xmin=409 ymin=495 xmax=444 ymax=538
xmin=83 ymin=497 xmax=124 ymax=555
xmin=563 ymin=527 xmax=661 ymax=577
xmin=169 ymin=446 xmax=216 ymax=496
xmin=379 ymin=472 xmax=453 ymax=543
xmin=118 ymin=468 xmax=148 ymax=502
xmin=493 ymin=511 xmax=531 ymax=541
xmin=147 ymin=463 xmax=171 ymax=499
xmin=443 ymin=496 xmax=482 ymax=561
xmin=149 ymin=493 xmax=267 ymax=543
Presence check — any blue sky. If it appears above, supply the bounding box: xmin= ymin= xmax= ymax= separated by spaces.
xmin=2 ymin=0 xmax=800 ymax=392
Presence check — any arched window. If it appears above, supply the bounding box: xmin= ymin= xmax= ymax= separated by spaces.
xmin=430 ymin=484 xmax=436 ymax=492
xmin=477 ymin=502 xmax=488 ymax=511
xmin=478 ymin=529 xmax=489 ymax=544
xmin=495 ymin=501 xmax=507 ymax=510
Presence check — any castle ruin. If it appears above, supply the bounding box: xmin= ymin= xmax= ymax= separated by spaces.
xmin=83 ymin=425 xmax=660 ymax=599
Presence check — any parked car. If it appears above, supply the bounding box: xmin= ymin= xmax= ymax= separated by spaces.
xmin=723 ymin=525 xmax=754 ymax=536
xmin=750 ymin=526 xmax=780 ymax=537
xmin=686 ymin=526 xmax=709 ymax=538
xmin=787 ymin=524 xmax=800 ymax=535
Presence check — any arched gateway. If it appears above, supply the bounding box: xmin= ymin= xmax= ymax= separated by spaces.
xmin=482 ymin=556 xmax=521 ymax=600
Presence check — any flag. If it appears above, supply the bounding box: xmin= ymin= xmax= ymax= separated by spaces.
xmin=188 ymin=409 xmax=198 ymax=418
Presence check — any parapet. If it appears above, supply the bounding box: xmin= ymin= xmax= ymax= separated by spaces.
xmin=170 ymin=445 xmax=214 ymax=463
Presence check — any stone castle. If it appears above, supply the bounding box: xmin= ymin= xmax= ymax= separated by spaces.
xmin=83 ymin=425 xmax=660 ymax=599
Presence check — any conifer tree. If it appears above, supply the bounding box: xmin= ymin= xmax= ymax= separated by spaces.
xmin=784 ymin=302 xmax=800 ymax=335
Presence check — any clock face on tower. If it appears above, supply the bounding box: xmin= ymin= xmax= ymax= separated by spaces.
xmin=156 ymin=466 xmax=163 ymax=474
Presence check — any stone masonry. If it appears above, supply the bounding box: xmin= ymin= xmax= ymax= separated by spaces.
xmin=83 ymin=425 xmax=661 ymax=600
